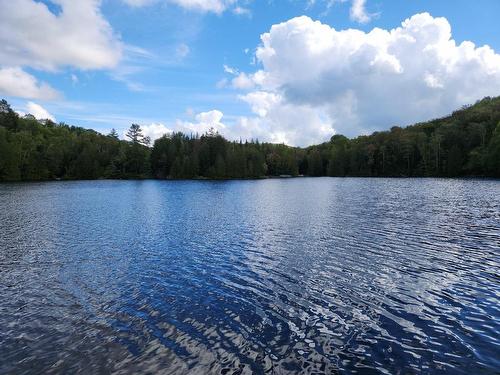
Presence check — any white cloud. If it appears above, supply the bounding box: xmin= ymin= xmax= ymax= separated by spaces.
xmin=166 ymin=106 xmax=328 ymax=146
xmin=0 ymin=67 xmax=60 ymax=99
xmin=309 ymin=0 xmax=376 ymax=24
xmin=122 ymin=0 xmax=156 ymax=6
xmin=240 ymin=91 xmax=280 ymax=117
xmin=26 ymin=102 xmax=56 ymax=121
xmin=172 ymin=0 xmax=233 ymax=13
xmin=175 ymin=110 xmax=227 ymax=135
xmin=223 ymin=64 xmax=238 ymax=75
xmin=233 ymin=6 xmax=251 ymax=16
xmin=350 ymin=0 xmax=371 ymax=23
xmin=238 ymin=92 xmax=333 ymax=145
xmin=16 ymin=102 xmax=56 ymax=121
xmin=134 ymin=104 xmax=332 ymax=146
xmin=233 ymin=13 xmax=500 ymax=144
xmin=222 ymin=64 xmax=256 ymax=90
xmin=122 ymin=0 xmax=238 ymax=13
xmin=0 ymin=0 xmax=124 ymax=101
xmin=134 ymin=110 xmax=228 ymax=143
xmin=0 ymin=0 xmax=122 ymax=71
xmin=139 ymin=123 xmax=174 ymax=141
xmin=232 ymin=73 xmax=255 ymax=90
xmin=178 ymin=110 xmax=268 ymax=142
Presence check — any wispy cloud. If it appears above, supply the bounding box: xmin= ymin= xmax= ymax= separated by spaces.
xmin=233 ymin=6 xmax=251 ymax=17
xmin=109 ymin=65 xmax=148 ymax=92
xmin=350 ymin=0 xmax=373 ymax=23
xmin=309 ymin=0 xmax=378 ymax=23
xmin=121 ymin=0 xmax=246 ymax=14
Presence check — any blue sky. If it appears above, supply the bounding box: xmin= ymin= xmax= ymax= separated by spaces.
xmin=1 ymin=0 xmax=499 ymax=146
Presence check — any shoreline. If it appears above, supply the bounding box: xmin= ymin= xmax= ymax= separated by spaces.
xmin=1 ymin=175 xmax=499 ymax=184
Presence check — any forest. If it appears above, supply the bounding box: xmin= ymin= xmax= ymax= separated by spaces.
xmin=0 ymin=96 xmax=499 ymax=181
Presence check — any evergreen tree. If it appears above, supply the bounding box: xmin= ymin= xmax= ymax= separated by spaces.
xmin=108 ymin=128 xmax=119 ymax=139
xmin=0 ymin=97 xmax=499 ymax=181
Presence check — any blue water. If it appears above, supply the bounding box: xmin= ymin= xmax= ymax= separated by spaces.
xmin=0 ymin=178 xmax=499 ymax=374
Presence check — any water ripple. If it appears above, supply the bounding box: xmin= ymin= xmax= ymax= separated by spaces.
xmin=0 ymin=178 xmax=499 ymax=374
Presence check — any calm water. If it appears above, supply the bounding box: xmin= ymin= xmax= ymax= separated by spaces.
xmin=0 ymin=178 xmax=499 ymax=374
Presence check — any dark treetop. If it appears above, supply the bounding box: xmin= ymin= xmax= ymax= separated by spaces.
xmin=0 ymin=96 xmax=499 ymax=181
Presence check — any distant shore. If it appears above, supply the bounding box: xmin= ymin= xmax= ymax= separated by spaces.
xmin=1 ymin=97 xmax=499 ymax=182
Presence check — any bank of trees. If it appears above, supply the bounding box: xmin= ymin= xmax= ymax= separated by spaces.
xmin=0 ymin=100 xmax=150 ymax=181
xmin=150 ymin=130 xmax=292 ymax=179
xmin=312 ymin=96 xmax=500 ymax=177
xmin=0 ymin=96 xmax=499 ymax=181
xmin=149 ymin=96 xmax=500 ymax=178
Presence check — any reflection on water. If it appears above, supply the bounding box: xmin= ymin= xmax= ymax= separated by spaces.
xmin=0 ymin=178 xmax=499 ymax=374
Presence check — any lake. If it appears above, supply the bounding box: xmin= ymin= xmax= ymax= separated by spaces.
xmin=0 ymin=178 xmax=499 ymax=374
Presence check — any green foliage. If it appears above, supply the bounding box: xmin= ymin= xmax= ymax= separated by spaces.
xmin=0 ymin=108 xmax=151 ymax=181
xmin=486 ymin=122 xmax=500 ymax=176
xmin=1 ymin=96 xmax=499 ymax=181
xmin=150 ymin=131 xmax=270 ymax=179
xmin=306 ymin=97 xmax=500 ymax=178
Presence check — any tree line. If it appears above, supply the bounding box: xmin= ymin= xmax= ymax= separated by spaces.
xmin=0 ymin=96 xmax=499 ymax=181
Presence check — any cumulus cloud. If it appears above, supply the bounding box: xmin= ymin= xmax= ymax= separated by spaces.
xmin=175 ymin=110 xmax=227 ymax=135
xmin=238 ymin=92 xmax=333 ymax=145
xmin=232 ymin=73 xmax=255 ymax=90
xmin=233 ymin=13 xmax=500 ymax=144
xmin=141 ymin=105 xmax=331 ymax=146
xmin=122 ymin=0 xmax=238 ymax=13
xmin=0 ymin=0 xmax=122 ymax=101
xmin=133 ymin=110 xmax=227 ymax=143
xmin=26 ymin=102 xmax=56 ymax=121
xmin=16 ymin=102 xmax=56 ymax=121
xmin=0 ymin=67 xmax=60 ymax=99
xmin=137 ymin=123 xmax=173 ymax=141
xmin=220 ymin=63 xmax=259 ymax=90
xmin=0 ymin=0 xmax=122 ymax=71
xmin=135 ymin=109 xmax=259 ymax=144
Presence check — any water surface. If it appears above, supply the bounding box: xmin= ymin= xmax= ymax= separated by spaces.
xmin=0 ymin=178 xmax=499 ymax=374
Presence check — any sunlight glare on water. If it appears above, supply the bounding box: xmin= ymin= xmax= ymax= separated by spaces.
xmin=0 ymin=178 xmax=499 ymax=374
